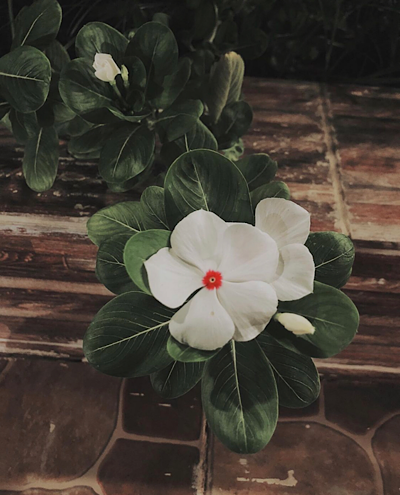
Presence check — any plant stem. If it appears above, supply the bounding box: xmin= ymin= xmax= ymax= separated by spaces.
xmin=7 ymin=0 xmax=15 ymax=39
xmin=109 ymin=80 xmax=124 ymax=102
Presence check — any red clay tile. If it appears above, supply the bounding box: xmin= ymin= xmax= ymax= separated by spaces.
xmin=122 ymin=378 xmax=202 ymax=441
xmin=0 ymin=359 xmax=120 ymax=485
xmin=98 ymin=439 xmax=199 ymax=495
xmin=372 ymin=414 xmax=400 ymax=495
xmin=325 ymin=376 xmax=400 ymax=434
xmin=210 ymin=422 xmax=378 ymax=494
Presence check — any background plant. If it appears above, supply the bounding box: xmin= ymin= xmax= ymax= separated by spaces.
xmin=3 ymin=0 xmax=397 ymax=85
xmin=0 ymin=0 xmax=257 ymax=192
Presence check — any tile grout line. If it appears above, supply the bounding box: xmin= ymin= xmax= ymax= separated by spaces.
xmin=195 ymin=415 xmax=210 ymax=495
xmin=317 ymin=82 xmax=352 ymax=237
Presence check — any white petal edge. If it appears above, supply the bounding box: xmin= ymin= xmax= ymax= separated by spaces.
xmin=217 ymin=223 xmax=279 ymax=283
xmin=145 ymin=247 xmax=203 ymax=309
xmin=255 ymin=198 xmax=310 ymax=248
xmin=272 ymin=244 xmax=315 ymax=301
xmin=217 ymin=280 xmax=278 ymax=342
xmin=169 ymin=288 xmax=235 ymax=351
xmin=170 ymin=210 xmax=228 ymax=272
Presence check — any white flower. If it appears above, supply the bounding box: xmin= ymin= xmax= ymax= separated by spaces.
xmin=255 ymin=198 xmax=315 ymax=301
xmin=93 ymin=53 xmax=121 ymax=82
xmin=275 ymin=313 xmax=315 ymax=335
xmin=145 ymin=199 xmax=315 ymax=351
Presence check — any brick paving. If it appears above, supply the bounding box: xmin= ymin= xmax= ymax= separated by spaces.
xmin=0 ymin=362 xmax=399 ymax=494
xmin=0 ymin=78 xmax=399 ymax=493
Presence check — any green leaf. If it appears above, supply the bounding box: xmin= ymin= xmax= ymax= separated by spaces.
xmin=306 ymin=232 xmax=355 ymax=288
xmin=192 ymin=0 xmax=218 ymax=41
xmin=238 ymin=27 xmax=268 ymax=61
xmin=76 ymin=22 xmax=128 ymax=63
xmin=251 ymin=181 xmax=291 ymax=209
xmin=10 ymin=109 xmax=38 ymax=144
xmin=58 ymin=115 xmax=92 ymax=137
xmin=268 ymin=281 xmax=359 ymax=359
xmin=167 ymin=336 xmax=219 ymax=363
xmin=52 ymin=101 xmax=76 ymax=125
xmin=156 ymin=99 xmax=203 ymax=143
xmin=12 ymin=0 xmax=62 ymax=50
xmin=98 ymin=124 xmax=155 ymax=183
xmin=96 ymin=233 xmax=140 ymax=295
xmin=44 ymin=40 xmax=70 ymax=73
xmin=124 ymin=56 xmax=147 ymax=98
xmin=183 ymin=120 xmax=218 ymax=150
xmin=0 ymin=100 xmax=10 ymax=120
xmin=221 ymin=138 xmax=244 ymax=162
xmin=257 ymin=332 xmax=320 ymax=409
xmin=126 ymin=22 xmax=178 ymax=78
xmin=236 ymin=153 xmax=278 ymax=191
xmin=151 ymin=58 xmax=191 ymax=109
xmin=202 ymin=340 xmax=278 ymax=454
xmin=23 ymin=125 xmax=59 ymax=192
xmin=106 ymin=160 xmax=154 ymax=193
xmin=165 ymin=149 xmax=253 ymax=228
xmin=59 ymin=58 xmax=116 ymax=117
xmin=151 ymin=361 xmax=204 ymax=399
xmin=68 ymin=124 xmax=114 ymax=159
xmin=83 ymin=291 xmax=173 ymax=377
xmin=87 ymin=201 xmax=146 ymax=246
xmin=213 ymin=100 xmax=253 ymax=149
xmin=207 ymin=52 xmax=245 ymax=123
xmin=160 ymin=120 xmax=217 ymax=165
xmin=152 ymin=12 xmax=170 ymax=27
xmin=141 ymin=186 xmax=169 ymax=230
xmin=124 ymin=229 xmax=171 ymax=294
xmin=76 ymin=106 xmax=145 ymax=125
xmin=0 ymin=46 xmax=51 ymax=113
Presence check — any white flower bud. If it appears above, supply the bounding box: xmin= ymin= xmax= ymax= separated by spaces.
xmin=93 ymin=53 xmax=121 ymax=83
xmin=275 ymin=313 xmax=315 ymax=336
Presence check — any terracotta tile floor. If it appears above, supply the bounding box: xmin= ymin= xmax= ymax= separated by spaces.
xmin=1 ymin=78 xmax=400 ymax=493
xmin=0 ymin=360 xmax=399 ymax=494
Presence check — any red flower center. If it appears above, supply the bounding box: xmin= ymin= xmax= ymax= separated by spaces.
xmin=202 ymin=270 xmax=223 ymax=290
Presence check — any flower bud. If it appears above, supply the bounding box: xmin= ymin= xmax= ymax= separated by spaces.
xmin=275 ymin=313 xmax=315 ymax=336
xmin=93 ymin=53 xmax=121 ymax=82
xmin=120 ymin=64 xmax=129 ymax=88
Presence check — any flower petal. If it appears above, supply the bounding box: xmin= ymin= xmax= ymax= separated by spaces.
xmin=145 ymin=247 xmax=203 ymax=309
xmin=272 ymin=244 xmax=315 ymax=301
xmin=218 ymin=280 xmax=278 ymax=342
xmin=255 ymin=198 xmax=310 ymax=248
xmin=217 ymin=223 xmax=279 ymax=283
xmin=169 ymin=288 xmax=235 ymax=350
xmin=170 ymin=210 xmax=228 ymax=272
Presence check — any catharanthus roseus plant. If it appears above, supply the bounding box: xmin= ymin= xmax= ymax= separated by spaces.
xmin=0 ymin=0 xmax=254 ymax=192
xmin=83 ymin=148 xmax=359 ymax=454
xmin=59 ymin=20 xmax=252 ymax=192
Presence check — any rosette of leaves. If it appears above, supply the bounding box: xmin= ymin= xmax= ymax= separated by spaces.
xmin=83 ymin=148 xmax=358 ymax=454
xmin=0 ymin=0 xmax=76 ymax=192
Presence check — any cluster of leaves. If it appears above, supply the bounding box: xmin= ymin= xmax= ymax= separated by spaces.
xmin=0 ymin=0 xmax=254 ymax=192
xmin=83 ymin=148 xmax=358 ymax=454
xmin=60 ymin=21 xmax=253 ymax=191
xmin=245 ymin=0 xmax=400 ymax=84
xmin=0 ymin=0 xmax=67 ymax=192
